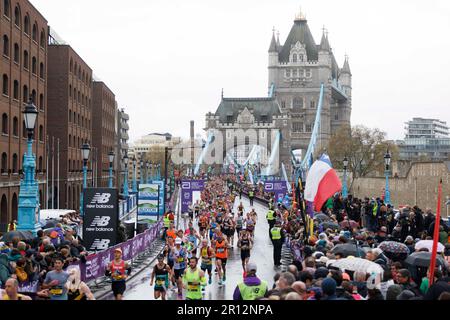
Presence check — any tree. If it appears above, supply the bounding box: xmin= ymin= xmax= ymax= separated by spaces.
xmin=326 ymin=125 xmax=398 ymax=193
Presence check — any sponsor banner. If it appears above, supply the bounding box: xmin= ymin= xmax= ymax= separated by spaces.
xmin=85 ymin=254 xmax=101 ymax=282
xmin=150 ymin=180 xmax=165 ymax=217
xmin=121 ymin=239 xmax=133 ymax=261
xmin=264 ymin=180 xmax=288 ymax=202
xmin=18 ymin=280 xmax=39 ymax=293
xmin=83 ymin=188 xmax=119 ymax=252
xmin=181 ymin=179 xmax=206 ymax=213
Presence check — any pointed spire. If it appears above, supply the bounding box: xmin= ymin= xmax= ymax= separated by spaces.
xmin=342 ymin=54 xmax=351 ymax=75
xmin=320 ymin=26 xmax=330 ymax=51
xmin=294 ymin=7 xmax=306 ymax=22
xmin=276 ymin=30 xmax=280 ymax=47
xmin=221 ymin=88 xmax=224 ymax=99
xmin=268 ymin=27 xmax=278 ymax=52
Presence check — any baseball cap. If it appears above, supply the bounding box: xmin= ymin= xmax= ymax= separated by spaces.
xmin=175 ymin=238 xmax=182 ymax=245
xmin=246 ymin=262 xmax=257 ymax=272
xmin=114 ymin=248 xmax=122 ymax=254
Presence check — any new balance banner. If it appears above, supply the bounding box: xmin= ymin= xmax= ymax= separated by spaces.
xmin=83 ymin=188 xmax=119 ymax=252
xmin=181 ymin=179 xmax=206 ymax=213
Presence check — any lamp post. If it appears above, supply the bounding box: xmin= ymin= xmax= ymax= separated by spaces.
xmin=17 ymin=98 xmax=40 ymax=235
xmin=123 ymin=153 xmax=129 ymax=197
xmin=384 ymin=149 xmax=392 ymax=205
xmin=108 ymin=150 xmax=115 ymax=188
xmin=131 ymin=157 xmax=137 ymax=193
xmin=80 ymin=143 xmax=90 ymax=216
xmin=342 ymin=156 xmax=349 ymax=198
xmin=146 ymin=161 xmax=150 ymax=183
xmin=140 ymin=159 xmax=144 ymax=185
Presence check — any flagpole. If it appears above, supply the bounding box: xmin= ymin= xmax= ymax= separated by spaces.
xmin=428 ymin=178 xmax=442 ymax=287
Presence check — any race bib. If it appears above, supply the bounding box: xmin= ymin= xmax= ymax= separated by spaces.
xmin=50 ymin=288 xmax=63 ymax=296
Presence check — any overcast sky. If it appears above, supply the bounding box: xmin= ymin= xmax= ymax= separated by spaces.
xmin=31 ymin=0 xmax=450 ymax=143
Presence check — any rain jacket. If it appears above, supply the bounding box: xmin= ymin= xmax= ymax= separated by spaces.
xmin=0 ymin=253 xmax=11 ymax=286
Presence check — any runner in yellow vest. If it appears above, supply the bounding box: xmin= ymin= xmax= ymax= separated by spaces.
xmin=182 ymin=257 xmax=207 ymax=300
xmin=233 ymin=262 xmax=268 ymax=300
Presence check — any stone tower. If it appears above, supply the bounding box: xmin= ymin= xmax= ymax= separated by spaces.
xmin=268 ymin=11 xmax=352 ymax=156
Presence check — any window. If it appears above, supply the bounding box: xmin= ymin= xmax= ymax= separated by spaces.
xmin=32 ymin=56 xmax=36 ymax=74
xmin=32 ymin=23 xmax=37 ymax=41
xmin=69 ymin=85 xmax=72 ymax=98
xmin=12 ymin=153 xmax=17 ymax=173
xmin=12 ymin=80 xmax=18 ymax=99
xmin=285 ymin=69 xmax=291 ymax=78
xmin=260 ymin=115 xmax=268 ymax=122
xmin=40 ymin=30 xmax=45 ymax=47
xmin=305 ymin=69 xmax=312 ymax=78
xmin=3 ymin=0 xmax=10 ymax=18
xmin=305 ymin=124 xmax=312 ymax=132
xmin=13 ymin=43 xmax=18 ymax=63
xmin=1 ymin=152 xmax=7 ymax=173
xmin=293 ymin=97 xmax=303 ymax=109
xmin=38 ymin=156 xmax=42 ymax=172
xmin=281 ymin=100 xmax=286 ymax=109
xmin=24 ymin=15 xmax=29 ymax=35
xmin=299 ymin=54 xmax=304 ymax=62
xmin=292 ymin=122 xmax=303 ymax=133
xmin=292 ymin=54 xmax=297 ymax=63
xmin=3 ymin=35 xmax=9 ymax=57
xmin=14 ymin=5 xmax=20 ymax=27
xmin=39 ymin=62 xmax=44 ymax=78
xmin=11 ymin=116 xmax=17 ymax=136
xmin=226 ymin=115 xmax=233 ymax=123
xmin=293 ymin=69 xmax=298 ymax=77
xmin=335 ymin=113 xmax=339 ymax=120
xmin=70 ymin=59 xmax=73 ymax=73
xmin=22 ymin=85 xmax=28 ymax=103
xmin=22 ymin=120 xmax=26 ymax=137
xmin=23 ymin=50 xmax=28 ymax=69
xmin=68 ymin=134 xmax=71 ymax=147
xmin=310 ymin=100 xmax=315 ymax=108
xmin=1 ymin=113 xmax=7 ymax=134
xmin=39 ymin=125 xmax=43 ymax=141
xmin=39 ymin=94 xmax=44 ymax=110
xmin=2 ymin=74 xmax=8 ymax=95
xmin=31 ymin=89 xmax=36 ymax=103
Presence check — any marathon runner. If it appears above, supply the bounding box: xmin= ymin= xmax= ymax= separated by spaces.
xmin=198 ymin=212 xmax=209 ymax=239
xmin=106 ymin=248 xmax=131 ymax=300
xmin=214 ymin=233 xmax=229 ymax=285
xmin=170 ymin=238 xmax=187 ymax=299
xmin=199 ymin=238 xmax=214 ymax=285
xmin=182 ymin=257 xmax=207 ymax=300
xmin=238 ymin=229 xmax=253 ymax=271
xmin=235 ymin=212 xmax=244 ymax=237
xmin=150 ymin=254 xmax=171 ymax=300
xmin=222 ymin=212 xmax=235 ymax=248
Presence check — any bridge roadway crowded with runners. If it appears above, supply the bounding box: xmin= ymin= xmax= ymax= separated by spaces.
xmin=102 ymin=184 xmax=278 ymax=300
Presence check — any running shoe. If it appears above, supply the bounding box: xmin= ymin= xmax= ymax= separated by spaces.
xmin=208 ymin=277 xmax=212 ymax=285
xmin=218 ymin=280 xmax=223 ymax=285
xmin=222 ymin=275 xmax=226 ymax=282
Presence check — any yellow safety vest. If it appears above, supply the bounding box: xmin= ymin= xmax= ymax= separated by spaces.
xmin=163 ymin=216 xmax=171 ymax=228
xmin=271 ymin=227 xmax=281 ymax=240
xmin=266 ymin=210 xmax=275 ymax=221
xmin=238 ymin=280 xmax=268 ymax=300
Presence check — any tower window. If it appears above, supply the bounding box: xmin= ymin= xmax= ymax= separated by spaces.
xmin=293 ymin=97 xmax=303 ymax=109
xmin=292 ymin=54 xmax=297 ymax=63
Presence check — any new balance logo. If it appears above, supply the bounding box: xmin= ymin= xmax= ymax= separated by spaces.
xmin=90 ymin=216 xmax=111 ymax=227
xmin=90 ymin=239 xmax=110 ymax=251
xmin=90 ymin=193 xmax=111 ymax=204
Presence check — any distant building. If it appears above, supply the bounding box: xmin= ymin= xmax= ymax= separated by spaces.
xmin=398 ymin=118 xmax=450 ymax=161
xmin=115 ymin=107 xmax=129 ymax=191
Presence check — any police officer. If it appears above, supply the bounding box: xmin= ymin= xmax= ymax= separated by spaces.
xmin=266 ymin=208 xmax=276 ymax=237
xmin=163 ymin=214 xmax=171 ymax=240
xmin=270 ymin=221 xmax=284 ymax=268
xmin=248 ymin=189 xmax=255 ymax=206
xmin=233 ymin=262 xmax=268 ymax=300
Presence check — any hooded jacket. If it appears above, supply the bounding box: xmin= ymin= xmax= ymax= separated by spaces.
xmin=233 ymin=275 xmax=266 ymax=300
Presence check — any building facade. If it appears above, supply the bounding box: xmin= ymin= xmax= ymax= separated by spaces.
xmin=269 ymin=12 xmax=352 ymax=154
xmin=0 ymin=0 xmax=48 ymax=230
xmin=92 ymin=81 xmax=116 ymax=188
xmin=47 ymin=43 xmax=93 ymax=211
xmin=115 ymin=107 xmax=129 ymax=192
xmin=398 ymin=118 xmax=450 ymax=161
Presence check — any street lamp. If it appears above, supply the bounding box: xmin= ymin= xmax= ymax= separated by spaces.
xmin=108 ymin=150 xmax=115 ymax=188
xmin=384 ymin=149 xmax=392 ymax=205
xmin=132 ymin=157 xmax=137 ymax=193
xmin=79 ymin=143 xmax=91 ymax=216
xmin=140 ymin=159 xmax=144 ymax=185
xmin=17 ymin=98 xmax=40 ymax=234
xmin=342 ymin=156 xmax=349 ymax=198
xmin=123 ymin=153 xmax=129 ymax=197
xmin=146 ymin=161 xmax=150 ymax=183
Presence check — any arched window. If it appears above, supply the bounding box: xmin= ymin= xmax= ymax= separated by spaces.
xmin=40 ymin=30 xmax=45 ymax=47
xmin=3 ymin=0 xmax=10 ymax=18
xmin=32 ymin=56 xmax=37 ymax=74
xmin=11 ymin=193 xmax=17 ymax=221
xmin=23 ymin=50 xmax=29 ymax=69
xmin=13 ymin=43 xmax=19 ymax=63
xmin=3 ymin=35 xmax=9 ymax=57
xmin=292 ymin=53 xmax=297 ymax=63
xmin=31 ymin=89 xmax=36 ymax=103
xmin=69 ymin=85 xmax=72 ymax=98
xmin=2 ymin=74 xmax=8 ymax=95
xmin=13 ymin=80 xmax=18 ymax=99
xmin=12 ymin=153 xmax=17 ymax=173
xmin=68 ymin=134 xmax=71 ymax=147
xmin=22 ymin=85 xmax=28 ymax=103
xmin=39 ymin=62 xmax=44 ymax=79
xmin=81 ymin=94 xmax=84 ymax=106
xmin=310 ymin=100 xmax=315 ymax=109
xmin=32 ymin=23 xmax=37 ymax=41
xmin=14 ymin=5 xmax=20 ymax=27
xmin=74 ymin=62 xmax=77 ymax=75
xmin=39 ymin=125 xmax=43 ymax=141
xmin=39 ymin=94 xmax=44 ymax=110
xmin=38 ymin=156 xmax=42 ymax=171
xmin=293 ymin=97 xmax=303 ymax=109
xmin=1 ymin=113 xmax=7 ymax=134
xmin=78 ymin=66 xmax=81 ymax=79
xmin=12 ymin=116 xmax=17 ymax=136
xmin=77 ymin=91 xmax=80 ymax=103
xmin=22 ymin=120 xmax=26 ymax=137
xmin=24 ymin=15 xmax=30 ymax=35
xmin=73 ymin=88 xmax=76 ymax=99
xmin=1 ymin=152 xmax=7 ymax=173
xmin=0 ymin=194 xmax=8 ymax=223
xmin=69 ymin=58 xmax=73 ymax=73
xmin=299 ymin=54 xmax=304 ymax=62
xmin=69 ymin=110 xmax=72 ymax=122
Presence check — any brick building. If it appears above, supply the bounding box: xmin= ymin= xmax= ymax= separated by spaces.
xmin=47 ymin=43 xmax=93 ymax=211
xmin=92 ymin=81 xmax=116 ymax=188
xmin=0 ymin=0 xmax=48 ymax=230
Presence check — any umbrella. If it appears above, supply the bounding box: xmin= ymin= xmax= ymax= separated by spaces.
xmin=0 ymin=230 xmax=34 ymax=242
xmin=320 ymin=221 xmax=340 ymax=230
xmin=331 ymin=243 xmax=366 ymax=258
xmin=328 ymin=257 xmax=384 ymax=274
xmin=378 ymin=241 xmax=410 ymax=261
xmin=314 ymin=213 xmax=331 ymax=222
xmin=41 ymin=219 xmax=59 ymax=229
xmin=339 ymin=220 xmax=359 ymax=229
xmin=415 ymin=240 xmax=445 ymax=253
xmin=404 ymin=251 xmax=448 ymax=268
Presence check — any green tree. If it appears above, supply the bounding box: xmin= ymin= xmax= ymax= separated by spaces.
xmin=326 ymin=125 xmax=398 ymax=192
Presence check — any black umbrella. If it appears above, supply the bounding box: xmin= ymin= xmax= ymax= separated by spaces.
xmin=0 ymin=230 xmax=34 ymax=242
xmin=331 ymin=243 xmax=366 ymax=258
xmin=314 ymin=213 xmax=331 ymax=222
xmin=42 ymin=219 xmax=59 ymax=229
xmin=378 ymin=241 xmax=410 ymax=261
xmin=404 ymin=251 xmax=447 ymax=268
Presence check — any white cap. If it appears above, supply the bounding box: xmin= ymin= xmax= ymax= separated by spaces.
xmin=175 ymin=238 xmax=182 ymax=245
xmin=246 ymin=262 xmax=257 ymax=272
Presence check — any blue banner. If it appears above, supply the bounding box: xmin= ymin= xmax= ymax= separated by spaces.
xmin=138 ymin=184 xmax=160 ymax=217
xmin=150 ymin=180 xmax=165 ymax=216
